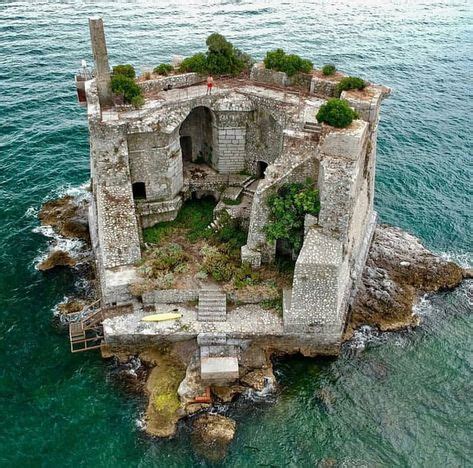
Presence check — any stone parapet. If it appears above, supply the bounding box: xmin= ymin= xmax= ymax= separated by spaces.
xmin=138 ymin=73 xmax=203 ymax=94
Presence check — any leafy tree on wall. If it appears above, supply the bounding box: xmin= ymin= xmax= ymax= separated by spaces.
xmin=265 ymin=180 xmax=320 ymax=253
xmin=180 ymin=33 xmax=252 ymax=76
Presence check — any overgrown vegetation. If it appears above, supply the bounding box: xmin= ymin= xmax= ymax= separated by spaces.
xmin=144 ymin=198 xmax=215 ymax=244
xmin=322 ymin=64 xmax=336 ymax=76
xmin=154 ymin=63 xmax=173 ymax=76
xmin=336 ymin=76 xmax=366 ymax=96
xmin=111 ymin=64 xmax=144 ymax=107
xmin=112 ymin=64 xmax=136 ymax=79
xmin=316 ymin=98 xmax=358 ymax=128
xmin=134 ymin=199 xmax=290 ymax=311
xmin=179 ymin=33 xmax=252 ymax=76
xmin=265 ymin=180 xmax=320 ymax=253
xmin=263 ymin=48 xmax=313 ymax=76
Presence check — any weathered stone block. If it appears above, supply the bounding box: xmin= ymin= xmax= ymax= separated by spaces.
xmin=200 ymin=357 xmax=239 ymax=383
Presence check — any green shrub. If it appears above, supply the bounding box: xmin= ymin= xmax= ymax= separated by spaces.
xmin=316 ymin=98 xmax=358 ymax=128
xmin=263 ymin=48 xmax=313 ymax=77
xmin=322 ymin=64 xmax=336 ymax=76
xmin=264 ymin=180 xmax=320 ymax=253
xmin=131 ymin=95 xmax=144 ymax=108
xmin=154 ymin=63 xmax=173 ymax=76
xmin=200 ymin=245 xmax=235 ymax=282
xmin=336 ymin=76 xmax=366 ymax=96
xmin=233 ymin=262 xmax=260 ymax=288
xmin=112 ymin=64 xmax=136 ymax=79
xmin=111 ymin=74 xmax=143 ymax=104
xmin=180 ymin=52 xmax=208 ymax=74
xmin=147 ymin=243 xmax=186 ymax=274
xmin=179 ymin=34 xmax=251 ymax=76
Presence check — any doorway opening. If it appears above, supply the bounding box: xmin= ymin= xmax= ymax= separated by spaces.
xmin=132 ymin=182 xmax=147 ymax=200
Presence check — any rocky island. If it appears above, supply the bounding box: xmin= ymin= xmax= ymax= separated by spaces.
xmin=38 ymin=17 xmax=470 ymax=460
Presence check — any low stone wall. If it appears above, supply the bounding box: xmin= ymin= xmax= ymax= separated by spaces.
xmin=310 ymin=75 xmax=340 ymax=98
xmin=142 ymin=289 xmax=199 ymax=305
xmin=137 ymin=196 xmax=182 ymax=228
xmin=138 ymin=73 xmax=204 ymax=94
xmin=250 ymin=63 xmax=288 ymax=87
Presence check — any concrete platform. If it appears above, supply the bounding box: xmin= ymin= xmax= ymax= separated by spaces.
xmin=200 ymin=356 xmax=239 ymax=383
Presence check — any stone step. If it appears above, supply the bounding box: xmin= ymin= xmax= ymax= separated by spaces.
xmin=200 ymin=345 xmax=238 ymax=358
xmin=200 ymin=356 xmax=239 ymax=383
xmin=197 ymin=333 xmax=227 ymax=346
xmin=242 ymin=177 xmax=255 ymax=188
xmin=303 ymin=122 xmax=322 ymax=134
xmin=198 ymin=290 xmax=227 ymax=322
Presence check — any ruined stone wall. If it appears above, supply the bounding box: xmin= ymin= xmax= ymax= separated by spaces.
xmin=250 ymin=63 xmax=288 ymax=87
xmin=285 ymin=228 xmax=344 ymax=340
xmin=127 ymin=130 xmax=183 ymax=201
xmin=244 ymin=131 xmax=320 ymax=266
xmin=245 ymin=108 xmax=284 ymax=175
xmin=138 ymin=72 xmax=203 ymax=94
xmin=86 ymin=79 xmax=142 ymax=304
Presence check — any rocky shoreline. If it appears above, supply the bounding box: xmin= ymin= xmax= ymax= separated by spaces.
xmin=38 ymin=195 xmax=471 ymax=461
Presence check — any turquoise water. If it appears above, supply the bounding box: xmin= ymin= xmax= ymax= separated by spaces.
xmin=1 ymin=1 xmax=472 ymax=466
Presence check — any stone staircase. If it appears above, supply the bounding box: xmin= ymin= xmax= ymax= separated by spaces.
xmin=197 ymin=290 xmax=227 ymax=322
xmin=303 ymin=121 xmax=322 ymax=136
xmin=242 ymin=178 xmax=258 ymax=199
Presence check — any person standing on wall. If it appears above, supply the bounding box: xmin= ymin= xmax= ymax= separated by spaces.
xmin=206 ymin=75 xmax=214 ymax=95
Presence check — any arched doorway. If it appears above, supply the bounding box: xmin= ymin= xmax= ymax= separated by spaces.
xmin=132 ymin=182 xmax=146 ymax=200
xmin=179 ymin=106 xmax=214 ymax=165
xmin=256 ymin=160 xmax=268 ymax=179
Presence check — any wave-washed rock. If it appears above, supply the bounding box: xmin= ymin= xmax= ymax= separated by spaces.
xmin=192 ymin=413 xmax=236 ymax=462
xmin=37 ymin=249 xmax=76 ymax=270
xmin=39 ymin=195 xmax=89 ymax=241
xmin=349 ymin=224 xmax=469 ymax=334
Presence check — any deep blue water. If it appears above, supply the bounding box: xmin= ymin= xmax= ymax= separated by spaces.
xmin=0 ymin=1 xmax=471 ymax=466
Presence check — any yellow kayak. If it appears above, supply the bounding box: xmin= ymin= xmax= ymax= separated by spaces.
xmin=141 ymin=312 xmax=182 ymax=322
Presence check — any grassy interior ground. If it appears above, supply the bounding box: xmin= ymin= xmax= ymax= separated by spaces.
xmin=136 ymin=198 xmax=293 ymax=312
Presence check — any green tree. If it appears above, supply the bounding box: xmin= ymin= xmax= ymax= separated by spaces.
xmin=112 ymin=64 xmax=136 ymax=79
xmin=322 ymin=64 xmax=336 ymax=76
xmin=153 ymin=63 xmax=173 ymax=76
xmin=264 ymin=180 xmax=320 ymax=253
xmin=179 ymin=33 xmax=251 ymax=76
xmin=111 ymin=74 xmax=142 ymax=105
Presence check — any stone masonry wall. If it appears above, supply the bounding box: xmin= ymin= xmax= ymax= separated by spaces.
xmin=286 ymin=228 xmax=344 ymax=339
xmin=138 ymin=72 xmax=203 ymax=94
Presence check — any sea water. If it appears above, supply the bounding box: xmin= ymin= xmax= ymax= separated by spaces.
xmin=0 ymin=1 xmax=471 ymax=466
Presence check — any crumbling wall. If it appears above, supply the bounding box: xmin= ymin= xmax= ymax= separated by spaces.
xmin=138 ymin=72 xmax=203 ymax=94
xmin=244 ymin=130 xmax=320 ymax=266
xmin=245 ymin=108 xmax=284 ymax=175
xmin=127 ymin=130 xmax=183 ymax=202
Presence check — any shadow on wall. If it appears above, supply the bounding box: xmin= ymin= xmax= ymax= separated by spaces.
xmin=179 ymin=106 xmax=215 ymax=164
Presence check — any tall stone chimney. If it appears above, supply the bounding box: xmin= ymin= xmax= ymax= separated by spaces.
xmin=88 ymin=17 xmax=112 ymax=107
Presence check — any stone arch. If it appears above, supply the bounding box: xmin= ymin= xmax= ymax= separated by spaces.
xmin=179 ymin=106 xmax=216 ymax=166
